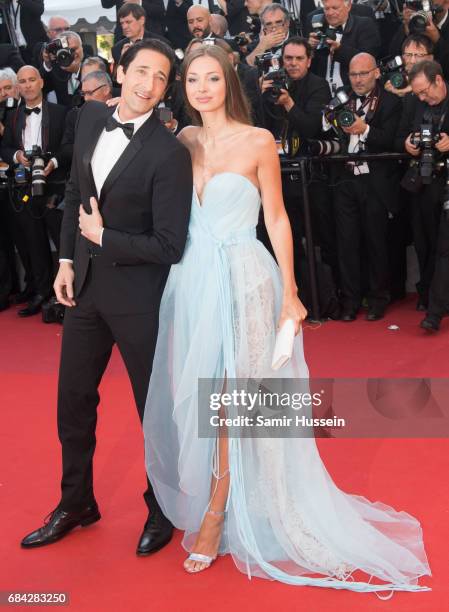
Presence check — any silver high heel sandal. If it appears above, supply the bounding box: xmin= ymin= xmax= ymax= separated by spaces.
xmin=183 ymin=509 xmax=226 ymax=573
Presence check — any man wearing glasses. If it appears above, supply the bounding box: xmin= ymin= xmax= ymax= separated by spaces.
xmin=385 ymin=34 xmax=434 ymax=98
xmin=245 ymin=3 xmax=290 ymax=66
xmin=395 ymin=60 xmax=449 ymax=327
xmin=333 ymin=52 xmax=401 ymax=322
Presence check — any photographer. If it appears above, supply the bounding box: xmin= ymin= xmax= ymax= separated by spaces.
xmin=245 ymin=3 xmax=290 ymax=66
xmin=384 ymin=33 xmax=434 ymax=97
xmin=1 ymin=65 xmax=67 ymax=317
xmin=395 ymin=59 xmax=449 ymax=315
xmin=332 ymin=52 xmax=401 ymax=321
xmin=0 ymin=67 xmax=20 ymax=311
xmin=40 ymin=31 xmax=84 ymax=108
xmin=306 ymin=0 xmax=381 ymax=92
xmin=260 ymin=37 xmax=339 ymax=293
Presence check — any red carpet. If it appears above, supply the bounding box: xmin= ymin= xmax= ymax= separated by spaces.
xmin=1 ymin=295 xmax=447 ymax=611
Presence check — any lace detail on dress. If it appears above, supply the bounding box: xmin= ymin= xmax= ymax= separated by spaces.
xmin=248 ymin=437 xmax=353 ymax=580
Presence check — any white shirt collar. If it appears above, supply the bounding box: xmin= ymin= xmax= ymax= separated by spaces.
xmin=114 ymin=106 xmax=153 ymax=134
xmin=25 ymin=101 xmax=43 ymax=110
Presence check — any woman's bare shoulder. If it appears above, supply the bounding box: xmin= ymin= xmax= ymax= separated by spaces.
xmin=177 ymin=125 xmax=200 ymax=148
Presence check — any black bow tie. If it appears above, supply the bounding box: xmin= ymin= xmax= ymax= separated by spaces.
xmin=24 ymin=107 xmax=41 ymax=116
xmin=356 ymin=95 xmax=366 ymax=103
xmin=105 ymin=115 xmax=134 ymax=140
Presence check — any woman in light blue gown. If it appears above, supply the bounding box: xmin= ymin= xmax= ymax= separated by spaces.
xmin=143 ymin=46 xmax=431 ymax=594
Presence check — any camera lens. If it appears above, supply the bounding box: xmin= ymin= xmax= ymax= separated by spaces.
xmin=338 ymin=109 xmax=356 ymax=127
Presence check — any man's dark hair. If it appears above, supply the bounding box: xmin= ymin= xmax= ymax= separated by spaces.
xmin=119 ymin=39 xmax=176 ymax=84
xmin=409 ymin=59 xmax=443 ymax=84
xmin=282 ymin=36 xmax=312 ymax=59
xmin=118 ymin=3 xmax=146 ymax=21
xmin=402 ymin=34 xmax=434 ymax=56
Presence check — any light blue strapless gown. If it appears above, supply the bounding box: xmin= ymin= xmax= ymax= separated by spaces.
xmin=143 ymin=173 xmax=431 ymax=593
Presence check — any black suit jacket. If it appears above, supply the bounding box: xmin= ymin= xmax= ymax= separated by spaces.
xmin=306 ymin=14 xmax=381 ymax=87
xmin=41 ymin=66 xmax=82 ymax=108
xmin=112 ymin=29 xmax=172 ymax=65
xmin=60 ymin=101 xmax=192 ymax=313
xmin=1 ymin=100 xmax=68 ymax=184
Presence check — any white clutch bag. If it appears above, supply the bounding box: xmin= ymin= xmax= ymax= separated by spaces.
xmin=271 ymin=319 xmax=296 ymax=371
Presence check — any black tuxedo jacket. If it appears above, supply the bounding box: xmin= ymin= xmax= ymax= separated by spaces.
xmin=1 ymin=100 xmax=68 ymax=183
xmin=112 ymin=29 xmax=172 ymax=65
xmin=303 ymin=2 xmax=376 ymax=29
xmin=306 ymin=14 xmax=381 ymax=87
xmin=60 ymin=101 xmax=192 ymax=314
xmin=345 ymin=86 xmax=402 ymax=211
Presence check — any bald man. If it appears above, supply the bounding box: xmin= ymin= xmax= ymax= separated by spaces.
xmin=187 ymin=5 xmax=213 ymax=40
xmin=332 ymin=52 xmax=402 ymax=322
xmin=210 ymin=14 xmax=228 ymax=37
xmin=0 ymin=65 xmax=68 ymax=317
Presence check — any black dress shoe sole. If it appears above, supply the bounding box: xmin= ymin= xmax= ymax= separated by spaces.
xmin=136 ymin=531 xmax=173 ymax=557
xmin=420 ymin=321 xmax=440 ymax=333
xmin=21 ymin=512 xmax=101 ymax=549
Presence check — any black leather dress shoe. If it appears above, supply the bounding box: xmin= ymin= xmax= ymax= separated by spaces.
xmin=11 ymin=288 xmax=34 ymax=305
xmin=21 ymin=505 xmax=101 ymax=548
xmin=136 ymin=513 xmax=173 ymax=556
xmin=18 ymin=294 xmax=46 ymax=318
xmin=366 ymin=307 xmax=385 ymax=321
xmin=420 ymin=315 xmax=441 ymax=333
xmin=341 ymin=309 xmax=357 ymax=322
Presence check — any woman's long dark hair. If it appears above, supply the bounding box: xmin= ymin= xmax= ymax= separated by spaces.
xmin=181 ymin=45 xmax=252 ymax=126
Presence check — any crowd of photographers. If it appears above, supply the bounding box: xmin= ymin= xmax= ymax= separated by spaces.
xmin=0 ymin=0 xmax=448 ymax=332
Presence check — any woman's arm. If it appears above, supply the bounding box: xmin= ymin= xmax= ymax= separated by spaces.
xmin=256 ymin=129 xmax=307 ymax=331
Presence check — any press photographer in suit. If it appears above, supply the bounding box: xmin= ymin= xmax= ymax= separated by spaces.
xmin=1 ymin=65 xmax=67 ymax=317
xmin=40 ymin=31 xmax=84 ymax=108
xmin=20 ymin=40 xmax=193 ymax=554
xmin=395 ymin=60 xmax=449 ymax=327
xmin=332 ymin=52 xmax=401 ymax=321
xmin=306 ymin=0 xmax=381 ymax=93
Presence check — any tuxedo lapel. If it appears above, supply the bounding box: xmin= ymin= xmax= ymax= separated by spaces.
xmin=81 ymin=105 xmax=115 ymax=201
xmin=99 ymin=111 xmax=160 ymax=203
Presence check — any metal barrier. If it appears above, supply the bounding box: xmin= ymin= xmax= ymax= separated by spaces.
xmin=280 ymin=152 xmax=410 ymax=321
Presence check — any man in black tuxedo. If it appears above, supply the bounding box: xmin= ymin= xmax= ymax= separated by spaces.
xmin=1 ymin=65 xmax=68 ymax=317
xmin=20 ymin=39 xmax=192 ymax=554
xmin=306 ymin=0 xmax=380 ymax=93
xmin=332 ymin=52 xmax=401 ymax=321
xmin=112 ymin=2 xmax=171 ymax=65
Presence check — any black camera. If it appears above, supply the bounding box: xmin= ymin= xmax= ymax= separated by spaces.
xmin=45 ymin=36 xmax=75 ymax=68
xmin=410 ymin=123 xmax=441 ymax=183
xmin=323 ymin=88 xmax=356 ymax=130
xmin=42 ymin=297 xmax=65 ymax=324
xmin=19 ymin=145 xmax=49 ymax=196
xmin=308 ymin=139 xmax=342 ymax=156
xmin=379 ymin=55 xmax=408 ymax=89
xmin=404 ymin=0 xmax=444 ymax=35
xmin=256 ymin=52 xmax=288 ymax=102
xmin=311 ymin=14 xmax=338 ymax=50
xmin=0 ymin=96 xmax=18 ymax=123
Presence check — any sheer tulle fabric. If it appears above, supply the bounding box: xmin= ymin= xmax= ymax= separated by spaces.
xmin=143 ymin=173 xmax=431 ymax=593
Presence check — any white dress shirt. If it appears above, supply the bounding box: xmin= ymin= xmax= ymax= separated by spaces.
xmin=59 ymin=106 xmax=153 ymax=262
xmin=10 ymin=0 xmax=27 ymax=48
xmin=13 ymin=102 xmax=58 ymax=169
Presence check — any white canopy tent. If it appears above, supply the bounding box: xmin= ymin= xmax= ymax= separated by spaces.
xmin=43 ymin=0 xmax=115 ymax=26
